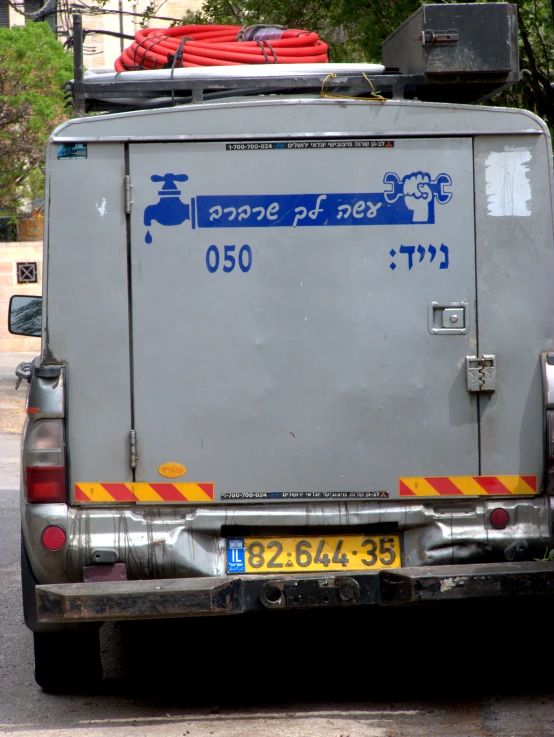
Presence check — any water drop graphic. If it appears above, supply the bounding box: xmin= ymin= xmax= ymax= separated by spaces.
xmin=145 ymin=230 xmax=152 ymax=244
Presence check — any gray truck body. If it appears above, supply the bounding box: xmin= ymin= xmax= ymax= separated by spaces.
xmin=18 ymin=95 xmax=554 ymax=622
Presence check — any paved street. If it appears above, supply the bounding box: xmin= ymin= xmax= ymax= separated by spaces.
xmin=1 ymin=352 xmax=554 ymax=736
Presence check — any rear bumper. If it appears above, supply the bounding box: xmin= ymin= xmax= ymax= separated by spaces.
xmin=24 ymin=496 xmax=553 ymax=585
xmin=36 ymin=561 xmax=554 ymax=623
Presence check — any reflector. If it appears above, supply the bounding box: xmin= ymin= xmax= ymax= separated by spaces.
xmin=41 ymin=526 xmax=66 ymax=551
xmin=490 ymin=507 xmax=510 ymax=529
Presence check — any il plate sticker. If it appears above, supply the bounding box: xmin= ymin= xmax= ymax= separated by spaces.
xmin=227 ymin=538 xmax=245 ymax=573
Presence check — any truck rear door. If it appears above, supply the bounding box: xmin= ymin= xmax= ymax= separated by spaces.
xmin=128 ymin=136 xmax=478 ymax=502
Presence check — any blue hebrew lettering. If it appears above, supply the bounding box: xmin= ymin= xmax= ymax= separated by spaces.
xmin=399 ymin=245 xmax=416 ymax=270
xmin=197 ymin=192 xmax=412 ymax=228
xmin=389 ymin=243 xmax=449 ymax=272
xmin=143 ymin=171 xmax=452 ymax=237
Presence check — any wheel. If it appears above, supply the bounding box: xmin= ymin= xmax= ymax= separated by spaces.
xmin=33 ymin=629 xmax=103 ymax=693
xmin=21 ymin=536 xmax=103 ymax=693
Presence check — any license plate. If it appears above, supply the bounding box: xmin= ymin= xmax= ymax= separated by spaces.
xmin=226 ymin=535 xmax=401 ymax=574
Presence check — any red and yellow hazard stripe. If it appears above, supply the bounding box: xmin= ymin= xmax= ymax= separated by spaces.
xmin=399 ymin=476 xmax=537 ymax=497
xmin=75 ymin=482 xmax=214 ymax=503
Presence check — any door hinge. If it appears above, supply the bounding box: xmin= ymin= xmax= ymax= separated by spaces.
xmin=124 ymin=175 xmax=132 ymax=215
xmin=466 ymin=355 xmax=496 ymax=393
xmin=130 ymin=429 xmax=137 ymax=469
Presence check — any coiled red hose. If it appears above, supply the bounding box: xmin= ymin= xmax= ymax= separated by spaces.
xmin=114 ymin=25 xmax=329 ymax=71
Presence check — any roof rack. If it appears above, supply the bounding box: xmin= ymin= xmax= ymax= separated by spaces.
xmin=67 ymin=4 xmax=521 ymax=115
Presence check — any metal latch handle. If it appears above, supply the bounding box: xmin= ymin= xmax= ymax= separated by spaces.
xmin=414 ymin=29 xmax=459 ymax=45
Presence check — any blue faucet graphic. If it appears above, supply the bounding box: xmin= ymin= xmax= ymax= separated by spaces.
xmin=144 ymin=174 xmax=191 ymax=234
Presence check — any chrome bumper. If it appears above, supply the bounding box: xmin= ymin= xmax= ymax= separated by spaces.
xmin=24 ymin=497 xmax=553 ymax=585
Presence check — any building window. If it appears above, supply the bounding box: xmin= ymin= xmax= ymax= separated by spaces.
xmin=17 ymin=262 xmax=38 ymax=284
xmin=0 ymin=218 xmax=18 ymax=241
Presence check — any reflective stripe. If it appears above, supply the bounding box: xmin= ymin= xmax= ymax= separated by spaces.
xmin=75 ymin=482 xmax=214 ymax=503
xmin=399 ymin=476 xmax=537 ymax=496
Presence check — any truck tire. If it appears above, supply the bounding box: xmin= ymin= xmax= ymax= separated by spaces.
xmin=33 ymin=629 xmax=103 ymax=693
xmin=21 ymin=536 xmax=104 ymax=692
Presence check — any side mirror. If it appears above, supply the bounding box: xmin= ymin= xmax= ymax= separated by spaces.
xmin=8 ymin=295 xmax=42 ymax=337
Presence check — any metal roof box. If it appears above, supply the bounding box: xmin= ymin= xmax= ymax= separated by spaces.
xmin=381 ymin=3 xmax=519 ymax=79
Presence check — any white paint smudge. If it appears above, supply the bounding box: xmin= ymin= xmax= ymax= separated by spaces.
xmin=96 ymin=198 xmax=107 ymax=218
xmin=485 ymin=148 xmax=531 ymax=217
xmin=440 ymin=576 xmax=467 ymax=592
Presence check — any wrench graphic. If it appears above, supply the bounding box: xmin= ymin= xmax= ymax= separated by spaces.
xmin=383 ymin=172 xmax=452 ymax=204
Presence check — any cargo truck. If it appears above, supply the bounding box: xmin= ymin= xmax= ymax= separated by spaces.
xmin=9 ymin=4 xmax=554 ymax=692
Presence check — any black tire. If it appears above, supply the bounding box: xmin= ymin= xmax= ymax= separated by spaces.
xmin=33 ymin=629 xmax=103 ymax=694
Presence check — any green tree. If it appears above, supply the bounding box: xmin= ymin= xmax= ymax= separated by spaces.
xmin=500 ymin=0 xmax=554 ymax=131
xmin=0 ymin=22 xmax=74 ymax=213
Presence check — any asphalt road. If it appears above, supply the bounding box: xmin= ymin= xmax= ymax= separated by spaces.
xmin=1 ymin=352 xmax=554 ymax=736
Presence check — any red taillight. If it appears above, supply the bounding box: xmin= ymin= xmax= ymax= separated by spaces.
xmin=26 ymin=466 xmax=66 ymax=503
xmin=24 ymin=419 xmax=66 ymax=504
xmin=41 ymin=525 xmax=66 ymax=551
xmin=490 ymin=507 xmax=510 ymax=529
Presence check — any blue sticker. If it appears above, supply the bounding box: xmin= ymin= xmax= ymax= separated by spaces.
xmin=227 ymin=538 xmax=245 ymax=573
xmin=57 ymin=143 xmax=87 ymax=160
xmin=142 ymin=171 xmax=453 ymax=244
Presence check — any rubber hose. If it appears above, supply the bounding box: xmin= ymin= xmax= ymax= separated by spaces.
xmin=114 ymin=24 xmax=329 ymax=71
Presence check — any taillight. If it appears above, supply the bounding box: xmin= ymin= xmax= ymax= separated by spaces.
xmin=24 ymin=420 xmax=66 ymax=503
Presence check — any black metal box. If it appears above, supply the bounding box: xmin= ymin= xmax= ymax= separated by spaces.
xmin=381 ymin=3 xmax=519 ymax=79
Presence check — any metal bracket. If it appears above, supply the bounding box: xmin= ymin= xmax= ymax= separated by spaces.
xmin=260 ymin=576 xmax=361 ymax=609
xmin=14 ymin=361 xmax=32 ymax=389
xmin=466 ymin=355 xmax=496 ymax=393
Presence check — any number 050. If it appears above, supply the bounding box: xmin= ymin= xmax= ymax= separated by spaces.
xmin=206 ymin=244 xmax=252 ymax=273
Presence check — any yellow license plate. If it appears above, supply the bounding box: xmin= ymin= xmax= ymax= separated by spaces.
xmin=227 ymin=535 xmax=401 ymax=574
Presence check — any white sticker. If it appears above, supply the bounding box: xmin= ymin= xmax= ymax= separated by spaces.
xmin=96 ymin=198 xmax=107 ymax=218
xmin=485 ymin=149 xmax=531 ymax=217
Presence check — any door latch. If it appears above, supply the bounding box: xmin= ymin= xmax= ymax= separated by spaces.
xmin=429 ymin=302 xmax=469 ymax=335
xmin=415 ymin=29 xmax=459 ymax=45
xmin=466 ymin=355 xmax=496 ymax=393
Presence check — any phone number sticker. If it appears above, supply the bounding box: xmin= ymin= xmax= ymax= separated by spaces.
xmin=226 ymin=140 xmax=395 ymax=151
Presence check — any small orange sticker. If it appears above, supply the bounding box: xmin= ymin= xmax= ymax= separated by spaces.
xmin=158 ymin=462 xmax=187 ymax=479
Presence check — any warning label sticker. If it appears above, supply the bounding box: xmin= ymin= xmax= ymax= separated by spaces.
xmin=221 ymin=491 xmax=389 ymax=500
xmin=226 ymin=140 xmax=395 ymax=151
